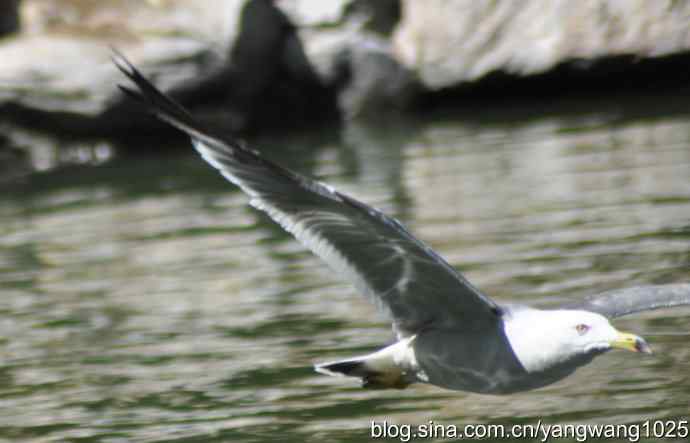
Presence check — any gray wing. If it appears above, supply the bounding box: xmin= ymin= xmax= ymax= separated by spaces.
xmin=114 ymin=54 xmax=501 ymax=336
xmin=564 ymin=284 xmax=690 ymax=319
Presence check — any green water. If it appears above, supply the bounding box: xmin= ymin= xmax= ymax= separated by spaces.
xmin=1 ymin=104 xmax=689 ymax=442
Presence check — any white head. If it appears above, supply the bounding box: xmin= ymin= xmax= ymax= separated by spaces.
xmin=505 ymin=308 xmax=651 ymax=373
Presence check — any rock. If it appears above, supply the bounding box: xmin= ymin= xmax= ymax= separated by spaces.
xmin=0 ymin=130 xmax=31 ymax=183
xmin=336 ymin=35 xmax=418 ymax=118
xmin=279 ymin=0 xmax=400 ymax=34
xmin=215 ymin=0 xmax=336 ymax=132
xmin=281 ymin=0 xmax=416 ymax=117
xmin=278 ymin=0 xmax=355 ymax=27
xmin=0 ymin=0 xmax=228 ymax=136
xmin=393 ymin=0 xmax=690 ymax=90
xmin=0 ymin=0 xmax=21 ymax=37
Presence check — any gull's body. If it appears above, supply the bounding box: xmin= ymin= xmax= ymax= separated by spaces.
xmin=115 ymin=54 xmax=690 ymax=394
xmin=315 ymin=306 xmax=635 ymax=394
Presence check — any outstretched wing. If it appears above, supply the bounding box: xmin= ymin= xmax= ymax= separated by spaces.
xmin=564 ymin=284 xmax=690 ymax=319
xmin=114 ymin=53 xmax=501 ymax=336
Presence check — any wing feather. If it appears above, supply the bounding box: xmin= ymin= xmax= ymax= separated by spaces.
xmin=114 ymin=53 xmax=501 ymax=336
xmin=564 ymin=284 xmax=690 ymax=318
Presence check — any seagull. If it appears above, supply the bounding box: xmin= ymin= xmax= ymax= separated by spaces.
xmin=114 ymin=54 xmax=690 ymax=394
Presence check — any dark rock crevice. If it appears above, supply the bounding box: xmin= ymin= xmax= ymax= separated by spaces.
xmin=415 ymin=50 xmax=690 ymax=122
xmin=0 ymin=0 xmax=21 ymax=37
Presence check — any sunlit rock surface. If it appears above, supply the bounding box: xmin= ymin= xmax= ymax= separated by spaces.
xmin=0 ymin=0 xmax=230 ymax=128
xmin=393 ymin=0 xmax=690 ymax=89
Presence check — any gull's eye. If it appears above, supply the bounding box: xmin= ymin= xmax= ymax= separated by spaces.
xmin=575 ymin=324 xmax=590 ymax=335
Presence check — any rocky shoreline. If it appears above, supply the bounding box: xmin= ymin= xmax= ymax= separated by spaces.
xmin=1 ymin=0 xmax=690 ymax=141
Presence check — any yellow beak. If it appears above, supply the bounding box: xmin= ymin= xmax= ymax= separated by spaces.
xmin=610 ymin=331 xmax=652 ymax=354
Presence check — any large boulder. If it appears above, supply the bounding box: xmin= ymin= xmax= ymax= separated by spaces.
xmin=0 ymin=0 xmax=230 ymax=135
xmin=393 ymin=0 xmax=690 ymax=90
xmin=278 ymin=0 xmax=417 ymax=117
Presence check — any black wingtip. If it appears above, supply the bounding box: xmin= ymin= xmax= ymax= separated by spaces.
xmin=117 ymin=84 xmax=144 ymax=103
xmin=112 ymin=49 xmax=148 ymax=102
xmin=111 ymin=48 xmax=139 ymax=85
xmin=112 ymin=49 xmax=197 ymax=128
xmin=112 ymin=48 xmax=246 ymax=155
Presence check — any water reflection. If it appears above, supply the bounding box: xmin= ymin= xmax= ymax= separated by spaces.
xmin=0 ymin=106 xmax=689 ymax=442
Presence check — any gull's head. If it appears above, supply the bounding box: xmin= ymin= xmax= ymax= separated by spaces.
xmin=505 ymin=308 xmax=651 ymax=373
